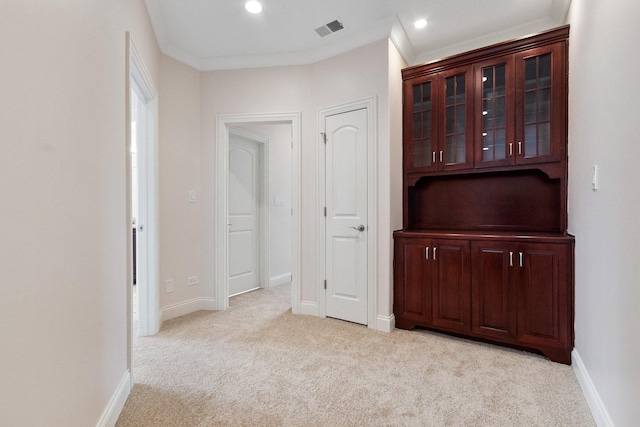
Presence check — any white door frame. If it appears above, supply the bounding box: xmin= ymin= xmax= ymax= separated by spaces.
xmin=228 ymin=126 xmax=269 ymax=295
xmin=215 ymin=113 xmax=301 ymax=312
xmin=317 ymin=97 xmax=377 ymax=328
xmin=126 ymin=34 xmax=160 ymax=381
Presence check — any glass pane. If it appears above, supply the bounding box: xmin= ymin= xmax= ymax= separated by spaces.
xmin=413 ymin=85 xmax=421 ymax=110
xmin=525 ymin=57 xmax=537 ymax=90
xmin=539 ymin=54 xmax=551 ymax=88
xmin=483 ymin=98 xmax=493 ymax=129
xmin=456 ymin=134 xmax=466 ymax=162
xmin=422 ymin=82 xmax=432 ymax=109
xmin=495 ymin=64 xmax=506 ymax=96
xmin=456 ymin=75 xmax=466 ymax=103
xmin=446 ymin=136 xmax=455 ymax=163
xmin=446 ymin=106 xmax=455 ymax=134
xmin=423 ymin=111 xmax=432 ymax=136
xmin=446 ymin=77 xmax=455 ymax=105
xmin=538 ymin=123 xmax=551 ymax=156
xmin=483 ymin=68 xmax=493 ymax=98
xmin=482 ymin=130 xmax=494 ymax=160
xmin=413 ymin=113 xmax=422 ymax=137
xmin=495 ymin=97 xmax=506 ymax=128
xmin=525 ymin=124 xmax=537 ymax=156
xmin=495 ymin=129 xmax=506 ymax=159
xmin=524 ymin=92 xmax=537 ymax=124
xmin=413 ymin=140 xmax=424 ymax=167
xmin=538 ymin=88 xmax=551 ymax=122
xmin=456 ymin=105 xmax=465 ymax=133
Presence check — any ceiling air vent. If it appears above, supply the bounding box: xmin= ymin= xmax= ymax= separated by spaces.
xmin=314 ymin=20 xmax=344 ymax=38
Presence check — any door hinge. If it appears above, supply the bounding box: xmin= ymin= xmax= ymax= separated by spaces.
xmin=324 ymin=207 xmax=327 ymax=217
xmin=321 ymin=132 xmax=327 ymax=144
xmin=324 ymin=280 xmax=327 ymax=290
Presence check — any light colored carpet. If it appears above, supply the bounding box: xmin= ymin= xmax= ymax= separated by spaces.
xmin=117 ymin=283 xmax=594 ymax=426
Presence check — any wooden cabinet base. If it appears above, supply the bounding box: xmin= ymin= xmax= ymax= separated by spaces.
xmin=394 ymin=231 xmax=574 ymax=365
xmin=395 ymin=320 xmax=572 ymax=365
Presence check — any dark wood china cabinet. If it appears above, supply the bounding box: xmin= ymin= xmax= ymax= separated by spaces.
xmin=394 ymin=26 xmax=574 ymax=364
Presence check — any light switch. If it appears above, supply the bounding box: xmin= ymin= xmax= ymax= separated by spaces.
xmin=189 ymin=190 xmax=197 ymax=203
xmin=274 ymin=196 xmax=285 ymax=206
xmin=592 ymin=165 xmax=598 ymax=191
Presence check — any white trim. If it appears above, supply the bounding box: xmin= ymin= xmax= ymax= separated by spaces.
xmin=96 ymin=370 xmax=131 ymax=427
xmin=127 ymin=34 xmax=160 ymax=339
xmin=160 ymin=298 xmax=217 ymax=323
xmin=317 ymin=97 xmax=378 ymax=328
xmin=375 ymin=314 xmax=396 ymax=333
xmin=300 ymin=301 xmax=320 ymax=317
xmin=215 ymin=112 xmax=301 ymax=314
xmin=270 ymin=272 xmax=292 ymax=287
xmin=572 ymin=350 xmax=614 ymax=427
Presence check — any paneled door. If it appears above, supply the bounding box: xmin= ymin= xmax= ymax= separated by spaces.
xmin=324 ymin=108 xmax=368 ymax=325
xmin=228 ymin=135 xmax=261 ymax=296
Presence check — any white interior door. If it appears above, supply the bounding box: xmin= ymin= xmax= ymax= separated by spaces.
xmin=228 ymin=136 xmax=261 ymax=296
xmin=325 ymin=108 xmax=368 ymax=325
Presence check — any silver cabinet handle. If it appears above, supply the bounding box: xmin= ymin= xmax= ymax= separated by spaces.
xmin=425 ymin=247 xmax=430 ymax=260
xmin=440 ymin=151 xmax=443 ymax=162
xmin=519 ymin=252 xmax=524 ymax=268
xmin=509 ymin=251 xmax=513 ymax=267
xmin=432 ymin=151 xmax=436 ymax=164
xmin=350 ymin=224 xmax=365 ymax=232
xmin=518 ymin=141 xmax=522 ymax=155
xmin=509 ymin=143 xmax=513 ymax=156
xmin=433 ymin=247 xmax=437 ymax=260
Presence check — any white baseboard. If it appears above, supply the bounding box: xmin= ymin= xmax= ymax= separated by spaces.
xmin=373 ymin=314 xmax=395 ymax=332
xmin=299 ymin=301 xmax=319 ymax=317
xmin=161 ymin=297 xmax=217 ymax=323
xmin=96 ymin=370 xmax=131 ymax=427
xmin=270 ymin=272 xmax=292 ymax=287
xmin=572 ymin=349 xmax=614 ymax=427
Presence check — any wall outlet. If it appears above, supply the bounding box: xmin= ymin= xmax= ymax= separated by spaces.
xmin=187 ymin=276 xmax=199 ymax=286
xmin=165 ymin=279 xmax=174 ymax=293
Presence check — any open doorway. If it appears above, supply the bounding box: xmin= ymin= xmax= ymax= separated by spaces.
xmin=127 ymin=33 xmax=160 ymax=354
xmin=215 ymin=113 xmax=301 ymax=313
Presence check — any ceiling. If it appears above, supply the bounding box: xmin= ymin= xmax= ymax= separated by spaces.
xmin=144 ymin=0 xmax=571 ymax=71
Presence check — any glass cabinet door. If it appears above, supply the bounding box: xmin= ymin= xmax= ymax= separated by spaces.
xmin=408 ymin=81 xmax=435 ymax=168
xmin=440 ymin=66 xmax=473 ymax=170
xmin=475 ymin=56 xmax=514 ymax=168
xmin=515 ymin=43 xmax=566 ymax=164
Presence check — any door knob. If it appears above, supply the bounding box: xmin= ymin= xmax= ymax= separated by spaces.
xmin=350 ymin=224 xmax=365 ymax=232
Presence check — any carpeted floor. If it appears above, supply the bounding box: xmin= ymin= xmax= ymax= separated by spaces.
xmin=117 ymin=283 xmax=594 ymax=426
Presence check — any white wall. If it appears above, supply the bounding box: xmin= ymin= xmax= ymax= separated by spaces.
xmin=158 ymin=55 xmax=203 ymax=311
xmin=0 ymin=1 xmax=159 ymax=426
xmin=567 ymin=0 xmax=640 ymax=425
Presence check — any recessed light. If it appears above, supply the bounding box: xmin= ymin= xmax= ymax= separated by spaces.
xmin=245 ymin=0 xmax=262 ymax=14
xmin=414 ymin=19 xmax=427 ymax=29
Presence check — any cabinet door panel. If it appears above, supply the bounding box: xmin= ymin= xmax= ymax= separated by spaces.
xmin=439 ymin=67 xmax=474 ymax=171
xmin=471 ymin=241 xmax=517 ymax=340
xmin=475 ymin=56 xmax=515 ymax=168
xmin=515 ymin=43 xmax=566 ymax=165
xmin=404 ymin=76 xmax=439 ymax=173
xmin=516 ymin=243 xmax=569 ymax=348
xmin=394 ymin=238 xmax=432 ymax=324
xmin=433 ymin=240 xmax=471 ymax=331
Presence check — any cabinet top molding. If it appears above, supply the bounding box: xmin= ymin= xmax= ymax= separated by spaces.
xmin=402 ymin=25 xmax=569 ymax=80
